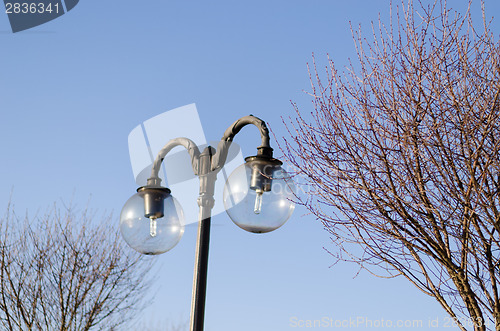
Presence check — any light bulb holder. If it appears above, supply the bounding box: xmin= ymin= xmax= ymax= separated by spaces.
xmin=244 ymin=155 xmax=283 ymax=193
xmin=137 ymin=185 xmax=171 ymax=219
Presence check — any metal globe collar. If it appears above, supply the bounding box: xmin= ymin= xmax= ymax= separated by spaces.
xmin=136 ymin=185 xmax=171 ymax=195
xmin=244 ymin=155 xmax=283 ymax=166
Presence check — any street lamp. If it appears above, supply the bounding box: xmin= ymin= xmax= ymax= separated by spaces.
xmin=119 ymin=115 xmax=295 ymax=331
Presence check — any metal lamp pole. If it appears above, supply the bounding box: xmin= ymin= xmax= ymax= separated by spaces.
xmin=189 ymin=146 xmax=215 ymax=331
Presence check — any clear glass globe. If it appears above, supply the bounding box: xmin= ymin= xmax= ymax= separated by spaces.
xmin=223 ymin=158 xmax=295 ymax=233
xmin=120 ymin=189 xmax=184 ymax=255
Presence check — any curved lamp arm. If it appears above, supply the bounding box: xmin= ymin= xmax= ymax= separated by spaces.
xmin=147 ymin=137 xmax=201 ymax=186
xmin=211 ymin=115 xmax=273 ymax=171
xmin=221 ymin=115 xmax=271 ymax=148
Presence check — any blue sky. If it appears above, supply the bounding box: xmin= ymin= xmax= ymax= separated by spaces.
xmin=1 ymin=1 xmax=499 ymax=330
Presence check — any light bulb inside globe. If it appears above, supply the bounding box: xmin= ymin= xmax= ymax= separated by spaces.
xmin=150 ymin=217 xmax=157 ymax=237
xmin=253 ymin=190 xmax=263 ymax=214
xmin=120 ymin=186 xmax=184 ymax=255
xmin=223 ymin=156 xmax=295 ymax=233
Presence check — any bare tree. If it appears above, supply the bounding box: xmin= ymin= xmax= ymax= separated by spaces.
xmin=0 ymin=203 xmax=155 ymax=330
xmin=283 ymin=1 xmax=500 ymax=330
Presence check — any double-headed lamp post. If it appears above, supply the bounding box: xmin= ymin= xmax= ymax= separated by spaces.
xmin=119 ymin=115 xmax=295 ymax=331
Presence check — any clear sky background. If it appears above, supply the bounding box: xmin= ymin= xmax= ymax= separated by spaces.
xmin=1 ymin=1 xmax=499 ymax=330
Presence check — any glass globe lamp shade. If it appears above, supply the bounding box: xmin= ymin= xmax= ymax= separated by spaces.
xmin=120 ymin=187 xmax=184 ymax=255
xmin=223 ymin=157 xmax=295 ymax=233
